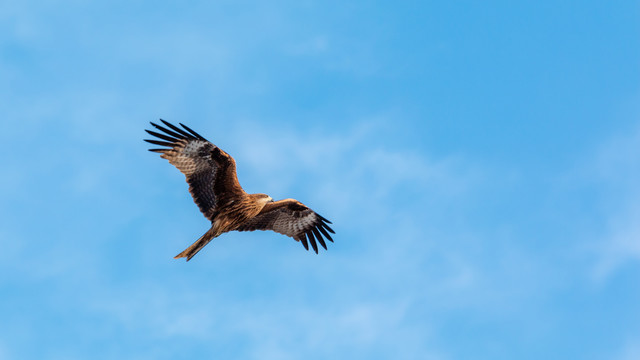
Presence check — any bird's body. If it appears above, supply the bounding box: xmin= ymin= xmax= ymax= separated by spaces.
xmin=145 ymin=120 xmax=334 ymax=261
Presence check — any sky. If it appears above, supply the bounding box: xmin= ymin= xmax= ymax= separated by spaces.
xmin=1 ymin=1 xmax=639 ymax=359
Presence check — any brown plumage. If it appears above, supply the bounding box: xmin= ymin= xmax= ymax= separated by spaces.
xmin=144 ymin=120 xmax=334 ymax=261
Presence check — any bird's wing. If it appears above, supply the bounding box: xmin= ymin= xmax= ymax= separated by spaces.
xmin=236 ymin=199 xmax=335 ymax=253
xmin=144 ymin=120 xmax=243 ymax=221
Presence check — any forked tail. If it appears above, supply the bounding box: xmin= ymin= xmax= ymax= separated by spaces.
xmin=174 ymin=226 xmax=219 ymax=261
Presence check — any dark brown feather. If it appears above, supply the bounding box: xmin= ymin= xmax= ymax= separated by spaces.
xmin=299 ymin=235 xmax=309 ymax=250
xmin=179 ymin=123 xmax=207 ymax=140
xmin=144 ymin=139 xmax=174 ymax=147
xmin=145 ymin=129 xmax=178 ymax=143
xmin=160 ymin=119 xmax=198 ymax=140
xmin=312 ymin=227 xmax=326 ymax=250
xmin=151 ymin=121 xmax=186 ymax=140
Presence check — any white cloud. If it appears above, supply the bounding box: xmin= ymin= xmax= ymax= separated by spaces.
xmin=593 ymin=203 xmax=640 ymax=282
xmin=613 ymin=337 xmax=640 ymax=360
xmin=589 ymin=122 xmax=640 ymax=282
xmin=229 ymin=118 xmax=476 ymax=218
xmin=87 ymin=281 xmax=446 ymax=360
xmin=0 ymin=341 xmax=9 ymax=360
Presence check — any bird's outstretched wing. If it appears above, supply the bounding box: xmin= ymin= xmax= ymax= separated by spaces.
xmin=144 ymin=120 xmax=243 ymax=221
xmin=236 ymin=199 xmax=335 ymax=253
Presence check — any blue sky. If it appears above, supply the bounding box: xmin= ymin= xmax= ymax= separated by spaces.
xmin=1 ymin=1 xmax=639 ymax=359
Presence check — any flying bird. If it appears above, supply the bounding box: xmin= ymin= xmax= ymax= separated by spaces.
xmin=144 ymin=120 xmax=334 ymax=261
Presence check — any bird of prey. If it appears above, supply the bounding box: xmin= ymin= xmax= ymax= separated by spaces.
xmin=144 ymin=120 xmax=334 ymax=261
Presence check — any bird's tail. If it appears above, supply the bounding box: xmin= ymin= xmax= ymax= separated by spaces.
xmin=174 ymin=226 xmax=219 ymax=261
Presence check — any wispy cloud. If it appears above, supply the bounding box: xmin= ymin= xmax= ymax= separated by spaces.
xmin=593 ymin=203 xmax=640 ymax=282
xmin=589 ymin=120 xmax=640 ymax=282
xmin=616 ymin=338 xmax=640 ymax=360
xmin=87 ymin=281 xmax=447 ymax=360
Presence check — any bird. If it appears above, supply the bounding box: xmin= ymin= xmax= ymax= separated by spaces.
xmin=144 ymin=120 xmax=334 ymax=261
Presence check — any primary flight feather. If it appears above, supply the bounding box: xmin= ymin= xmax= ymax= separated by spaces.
xmin=144 ymin=120 xmax=335 ymax=261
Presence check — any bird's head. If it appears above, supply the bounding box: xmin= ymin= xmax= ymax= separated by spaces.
xmin=253 ymin=193 xmax=273 ymax=204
